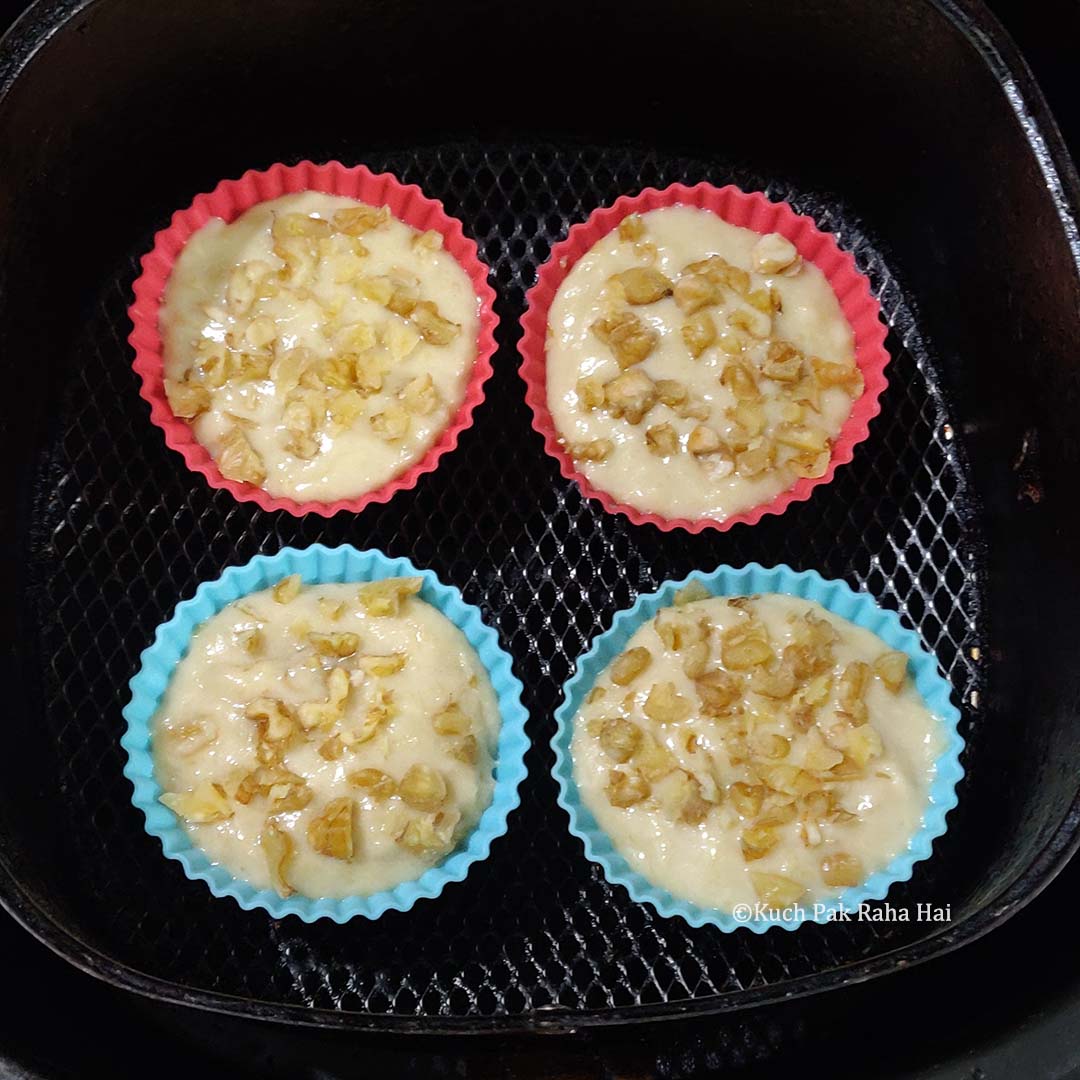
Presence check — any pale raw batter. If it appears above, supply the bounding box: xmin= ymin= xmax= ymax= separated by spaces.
xmin=572 ymin=591 xmax=943 ymax=911
xmin=546 ymin=207 xmax=862 ymax=521
xmin=161 ymin=192 xmax=479 ymax=501
xmin=153 ymin=578 xmax=499 ymax=899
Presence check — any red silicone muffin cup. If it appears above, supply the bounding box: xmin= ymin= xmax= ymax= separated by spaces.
xmin=519 ymin=182 xmax=890 ymax=534
xmin=128 ymin=160 xmax=498 ymax=517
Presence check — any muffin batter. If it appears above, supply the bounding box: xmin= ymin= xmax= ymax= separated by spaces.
xmin=161 ymin=192 xmax=479 ymax=501
xmin=546 ymin=207 xmax=862 ymax=521
xmin=572 ymin=589 xmax=943 ymax=911
xmin=154 ymin=577 xmax=499 ymax=898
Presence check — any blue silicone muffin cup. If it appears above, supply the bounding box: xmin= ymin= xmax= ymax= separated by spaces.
xmin=551 ymin=563 xmax=965 ymax=934
xmin=121 ymin=544 xmax=529 ymax=923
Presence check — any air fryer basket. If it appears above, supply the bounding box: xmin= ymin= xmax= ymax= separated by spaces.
xmin=1 ymin=0 xmax=1079 ymax=1034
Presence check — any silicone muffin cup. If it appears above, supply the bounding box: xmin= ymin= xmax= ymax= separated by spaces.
xmin=121 ymin=544 xmax=529 ymax=922
xmin=551 ymin=563 xmax=964 ymax=933
xmin=520 ymin=182 xmax=891 ymax=533
xmin=128 ymin=161 xmax=498 ymax=517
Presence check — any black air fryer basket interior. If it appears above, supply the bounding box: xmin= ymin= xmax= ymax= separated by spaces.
xmin=1 ymin=0 xmax=1079 ymax=1034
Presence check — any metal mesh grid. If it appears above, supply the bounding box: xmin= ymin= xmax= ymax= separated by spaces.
xmin=25 ymin=142 xmax=984 ymax=1024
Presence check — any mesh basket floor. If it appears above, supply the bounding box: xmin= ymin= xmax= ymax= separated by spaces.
xmin=26 ymin=142 xmax=982 ymax=1028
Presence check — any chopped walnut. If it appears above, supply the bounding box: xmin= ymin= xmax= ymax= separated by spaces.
xmin=790 ymin=450 xmax=831 ymax=479
xmin=613 ymin=267 xmax=673 ymax=305
xmin=747 ymin=286 xmax=780 ymax=313
xmin=753 ymin=731 xmax=791 ymax=760
xmin=382 ymin=320 xmax=422 ymax=364
xmin=654 ymin=379 xmax=687 ymax=409
xmin=308 ymin=631 xmax=360 ymax=658
xmin=607 ymin=768 xmax=650 ymax=807
xmin=160 ymin=780 xmax=232 ymax=823
xmin=245 ymin=698 xmax=296 ymax=744
xmin=388 ymin=269 xmax=421 ymax=303
xmin=812 ymin=356 xmax=862 ymax=393
xmin=803 ymin=728 xmax=844 ymax=773
xmin=273 ymin=212 xmax=333 ymax=243
xmin=674 ymin=581 xmax=710 ymax=606
xmin=370 ymin=404 xmax=411 ymax=442
xmin=730 ymin=781 xmax=765 ymax=819
xmin=396 ymin=812 xmax=456 ymax=856
xmin=843 ymin=723 xmax=884 ymax=768
xmin=741 ymin=822 xmax=779 ymax=861
xmin=687 ymin=425 xmax=723 ymax=457
xmin=697 ymin=668 xmax=742 ymax=715
xmin=399 ymin=373 xmax=441 ymax=416
xmin=168 ymin=717 xmax=219 ymax=757
xmin=611 ymin=646 xmax=652 ymax=686
xmin=353 ymin=352 xmax=388 ymax=394
xmin=261 ymin=821 xmax=295 ymax=897
xmin=319 ymin=388 xmax=361 ymax=436
xmin=785 ymin=404 xmax=815 ymax=436
xmin=603 ymin=369 xmax=657 ymax=424
xmin=662 ymin=770 xmax=710 ymax=825
xmin=759 ymin=763 xmax=818 ymax=798
xmin=592 ymin=310 xmax=658 ymax=369
xmin=874 ymin=650 xmax=908 ymax=692
xmin=751 ymin=232 xmax=800 ymax=274
xmin=358 ymin=576 xmax=422 ymax=617
xmin=569 ymin=438 xmax=614 ymax=463
xmin=643 ymin=682 xmax=692 ymax=725
xmin=217 ymin=426 xmax=266 ymax=487
xmin=318 ymin=735 xmax=345 ymax=761
xmin=297 ymin=666 xmax=351 ymax=730
xmin=618 ymin=215 xmax=645 ymax=242
xmin=165 ymin=378 xmax=212 ymax=419
xmin=399 ymin=764 xmax=448 ymax=812
xmin=432 ymin=701 xmax=471 ymax=736
xmin=751 ymin=656 xmax=803 ymax=699
xmin=645 ymin=422 xmax=679 ymax=456
xmin=821 ymin=852 xmax=864 ymax=888
xmin=673 ymin=273 xmax=722 ymax=314
xmin=762 ymin=340 xmax=804 ymax=382
xmin=318 ymin=598 xmax=346 ymax=621
xmin=681 ymin=640 xmax=709 ymax=680
xmin=687 ymin=255 xmax=751 ymax=294
xmin=411 ymin=300 xmax=460 ymax=346
xmin=732 ymin=400 xmax=766 ymax=439
xmin=307 ymin=797 xmax=356 ymax=860
xmin=449 ymin=735 xmax=479 ymax=764
xmin=330 ymin=249 xmax=368 ymax=284
xmin=720 ymin=360 xmax=759 ymax=401
xmin=721 ymin=622 xmax=773 ymax=670
xmin=244 ymin=315 xmax=276 ymax=350
xmin=576 ymin=374 xmax=606 ymax=410
xmin=272 ymin=574 xmax=302 ymax=604
xmin=269 ymin=778 xmax=314 ymax=814
xmin=349 ymin=768 xmax=398 ymax=800
xmin=735 ymin=442 xmax=774 ymax=478
xmin=357 ymin=275 xmax=394 ymax=305
xmin=598 ymin=717 xmax=643 ymax=763
xmin=358 ymin=653 xmax=407 ymax=677
xmin=333 ymin=204 xmax=390 ymax=235
xmin=681 ymin=312 xmax=717 ymax=358
xmin=751 ymin=871 xmax=805 ymax=910
xmin=633 ymin=732 xmax=678 ymax=781
xmin=343 ymin=709 xmax=395 ymax=748
xmin=235 ymin=764 xmax=306 ymax=806
xmin=413 ymin=228 xmax=444 ymax=252
xmin=838 ymin=660 xmax=872 ymax=724
xmin=727 ymin=306 xmax=771 ymax=339
xmin=774 ymin=424 xmax=830 ymax=455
